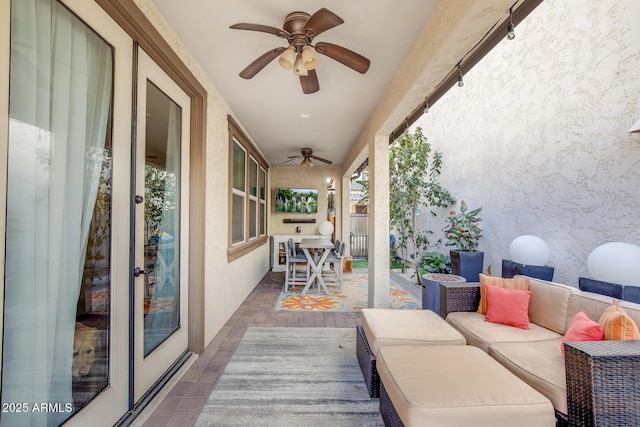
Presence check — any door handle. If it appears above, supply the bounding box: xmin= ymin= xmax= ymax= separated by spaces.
xmin=134 ymin=195 xmax=144 ymax=204
xmin=133 ymin=267 xmax=146 ymax=277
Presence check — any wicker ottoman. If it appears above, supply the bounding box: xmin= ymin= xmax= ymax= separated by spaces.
xmin=356 ymin=309 xmax=466 ymax=397
xmin=377 ymin=345 xmax=555 ymax=427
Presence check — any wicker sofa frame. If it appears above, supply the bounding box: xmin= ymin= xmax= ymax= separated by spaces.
xmin=356 ymin=323 xmax=380 ymax=398
xmin=439 ymin=281 xmax=640 ymax=427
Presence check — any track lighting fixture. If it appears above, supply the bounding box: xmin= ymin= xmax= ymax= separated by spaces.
xmin=507 ymin=9 xmax=516 ymax=40
xmin=457 ymin=65 xmax=464 ymax=87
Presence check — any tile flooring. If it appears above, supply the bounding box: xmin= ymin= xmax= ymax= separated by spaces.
xmin=140 ymin=271 xmax=362 ymax=427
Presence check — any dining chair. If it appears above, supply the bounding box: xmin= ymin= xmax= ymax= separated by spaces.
xmin=322 ymin=241 xmax=346 ymax=291
xmin=284 ymin=239 xmax=309 ymax=292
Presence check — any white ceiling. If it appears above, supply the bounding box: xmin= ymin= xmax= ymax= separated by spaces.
xmin=151 ymin=1 xmax=440 ymax=166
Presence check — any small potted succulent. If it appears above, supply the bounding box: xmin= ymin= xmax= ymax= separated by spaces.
xmin=443 ymin=200 xmax=484 ymax=282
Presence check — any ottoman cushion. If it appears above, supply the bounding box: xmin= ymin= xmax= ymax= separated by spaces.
xmin=361 ymin=308 xmax=466 ymax=355
xmin=377 ymin=345 xmax=555 ymax=427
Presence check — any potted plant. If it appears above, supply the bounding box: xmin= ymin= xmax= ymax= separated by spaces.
xmin=443 ymin=200 xmax=484 ymax=282
xmin=419 ymin=251 xmax=451 ymax=274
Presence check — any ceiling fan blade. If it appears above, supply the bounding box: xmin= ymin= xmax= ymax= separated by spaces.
xmin=300 ymin=69 xmax=320 ymax=94
xmin=283 ymin=157 xmax=300 ymax=163
xmin=239 ymin=48 xmax=284 ymax=79
xmin=286 ymin=155 xmax=303 ymax=159
xmin=310 ymin=155 xmax=332 ymax=164
xmin=315 ymin=42 xmax=370 ymax=74
xmin=230 ymin=23 xmax=289 ymax=38
xmin=304 ymin=8 xmax=344 ymax=37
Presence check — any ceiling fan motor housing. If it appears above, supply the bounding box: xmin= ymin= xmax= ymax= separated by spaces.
xmin=283 ymin=11 xmax=311 ymax=36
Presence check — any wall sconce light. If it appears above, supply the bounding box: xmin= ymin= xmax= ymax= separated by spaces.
xmin=457 ymin=65 xmax=464 ymax=87
xmin=506 ymin=9 xmax=516 ymax=40
xmin=628 ymin=118 xmax=640 ymax=133
xmin=424 ymin=99 xmax=429 ymax=114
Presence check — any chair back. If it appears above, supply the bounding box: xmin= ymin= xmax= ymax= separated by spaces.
xmin=285 ymin=239 xmax=295 ymax=259
xmin=339 ymin=241 xmax=346 ymax=256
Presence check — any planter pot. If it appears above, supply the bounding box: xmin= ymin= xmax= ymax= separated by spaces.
xmin=502 ymin=259 xmax=555 ymax=281
xmin=421 ymin=273 xmax=466 ymax=314
xmin=450 ymin=250 xmax=484 ymax=283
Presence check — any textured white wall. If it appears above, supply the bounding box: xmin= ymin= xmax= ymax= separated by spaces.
xmin=412 ymin=0 xmax=640 ymax=286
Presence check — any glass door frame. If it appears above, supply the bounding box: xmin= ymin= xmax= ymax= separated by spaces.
xmin=94 ymin=0 xmax=207 ymax=358
xmin=132 ymin=46 xmax=191 ymax=403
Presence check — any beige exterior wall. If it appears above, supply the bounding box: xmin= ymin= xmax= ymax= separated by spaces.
xmin=134 ymin=0 xmax=271 ymax=346
xmin=412 ymin=0 xmax=640 ymax=286
xmin=270 ymin=165 xmax=342 ymax=237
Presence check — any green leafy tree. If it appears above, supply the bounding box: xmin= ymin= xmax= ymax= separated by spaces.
xmin=389 ymin=127 xmax=455 ymax=280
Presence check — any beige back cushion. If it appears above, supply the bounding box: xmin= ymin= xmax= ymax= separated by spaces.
xmin=567 ymin=290 xmax=640 ymax=332
xmin=522 ymin=276 xmax=574 ymax=334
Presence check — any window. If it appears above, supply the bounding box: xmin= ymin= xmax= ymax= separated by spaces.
xmin=228 ymin=116 xmax=268 ymax=260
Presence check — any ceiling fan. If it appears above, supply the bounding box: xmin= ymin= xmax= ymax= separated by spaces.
xmin=230 ymin=8 xmax=371 ymax=94
xmin=284 ymin=148 xmax=332 ymax=167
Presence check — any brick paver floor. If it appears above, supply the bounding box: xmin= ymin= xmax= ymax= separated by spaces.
xmin=141 ymin=271 xmax=362 ymax=427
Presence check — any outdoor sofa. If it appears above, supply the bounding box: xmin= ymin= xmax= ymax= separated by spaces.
xmin=440 ymin=275 xmax=640 ymax=426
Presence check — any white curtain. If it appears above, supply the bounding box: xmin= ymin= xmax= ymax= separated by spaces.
xmin=2 ymin=0 xmax=113 ymax=425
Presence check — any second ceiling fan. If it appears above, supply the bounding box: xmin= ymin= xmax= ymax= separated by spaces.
xmin=230 ymin=8 xmax=370 ymax=94
xmin=285 ymin=148 xmax=332 ymax=168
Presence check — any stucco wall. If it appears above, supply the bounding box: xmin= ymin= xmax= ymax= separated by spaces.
xmin=135 ymin=0 xmax=271 ymax=347
xmin=412 ymin=0 xmax=640 ymax=286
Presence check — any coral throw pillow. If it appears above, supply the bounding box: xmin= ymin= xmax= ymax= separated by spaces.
xmin=598 ymin=300 xmax=640 ymax=340
xmin=484 ymin=285 xmax=531 ymax=329
xmin=477 ymin=273 xmax=530 ymax=314
xmin=561 ymin=311 xmax=604 ymax=355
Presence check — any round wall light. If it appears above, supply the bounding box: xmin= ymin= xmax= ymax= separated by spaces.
xmin=509 ymin=235 xmax=551 ymax=266
xmin=318 ymin=220 xmax=334 ymax=237
xmin=587 ymin=242 xmax=640 ymax=286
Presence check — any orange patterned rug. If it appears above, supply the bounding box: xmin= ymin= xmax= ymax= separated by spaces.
xmin=276 ymin=273 xmax=420 ymax=312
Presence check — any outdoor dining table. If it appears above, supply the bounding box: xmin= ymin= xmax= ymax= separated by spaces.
xmin=299 ymin=238 xmax=335 ymax=295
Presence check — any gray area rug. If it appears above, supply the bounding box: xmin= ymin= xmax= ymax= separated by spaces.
xmin=195 ymin=327 xmax=384 ymax=426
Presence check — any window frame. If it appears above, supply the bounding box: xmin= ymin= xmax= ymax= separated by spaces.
xmin=227 ymin=116 xmax=268 ymax=261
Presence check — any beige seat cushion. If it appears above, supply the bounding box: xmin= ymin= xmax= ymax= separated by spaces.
xmin=490 ymin=339 xmax=567 ymax=415
xmin=377 ymin=345 xmax=555 ymax=427
xmin=360 ymin=308 xmax=466 ymax=355
xmin=446 ymin=311 xmax=562 ymax=352
xmin=525 ymin=277 xmax=574 ymax=334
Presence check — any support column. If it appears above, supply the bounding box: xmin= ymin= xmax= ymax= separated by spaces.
xmin=341 ymin=174 xmax=351 ymax=256
xmin=368 ymin=134 xmax=389 ymax=308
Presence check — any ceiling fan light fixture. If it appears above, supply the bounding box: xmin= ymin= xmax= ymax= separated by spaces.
xmin=293 ymin=53 xmax=308 ymax=76
xmin=278 ymin=46 xmax=296 ymax=70
xmin=300 ymin=157 xmax=313 ymax=167
xmin=301 ymin=46 xmax=318 ymax=70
